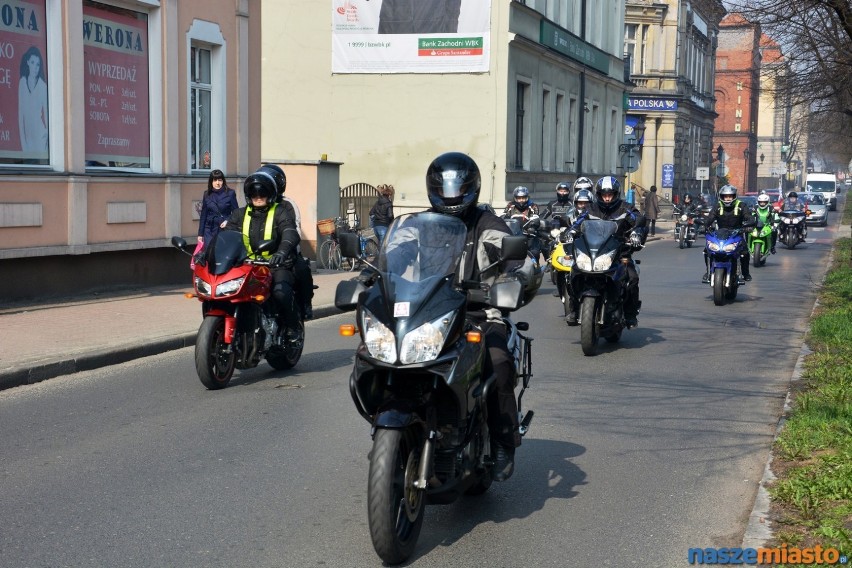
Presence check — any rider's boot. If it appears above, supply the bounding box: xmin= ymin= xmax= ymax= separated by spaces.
xmin=565 ymin=297 xmax=578 ymax=326
xmin=492 ymin=443 xmax=515 ymax=482
xmin=701 ymin=272 xmax=710 ymax=284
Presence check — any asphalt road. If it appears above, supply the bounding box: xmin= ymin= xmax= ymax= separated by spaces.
xmin=0 ymin=213 xmax=841 ymax=567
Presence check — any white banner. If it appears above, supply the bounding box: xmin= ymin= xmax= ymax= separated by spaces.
xmin=332 ymin=0 xmax=491 ymax=73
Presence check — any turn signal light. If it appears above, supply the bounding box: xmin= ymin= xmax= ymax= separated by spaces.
xmin=184 ymin=292 xmax=196 ymax=299
xmin=465 ymin=331 xmax=482 ymax=343
xmin=339 ymin=324 xmax=357 ymax=336
xmin=254 ymin=295 xmax=266 ymax=302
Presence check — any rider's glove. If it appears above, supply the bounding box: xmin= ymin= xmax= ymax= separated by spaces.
xmin=270 ymin=251 xmax=290 ymax=268
xmin=628 ymin=231 xmax=643 ymax=249
xmin=193 ymin=250 xmax=207 ymax=267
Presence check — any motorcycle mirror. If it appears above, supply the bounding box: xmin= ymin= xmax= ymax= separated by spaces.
xmin=171 ymin=236 xmax=188 ymax=250
xmin=339 ymin=231 xmax=361 ymax=258
xmin=501 ymin=235 xmax=529 ymax=261
xmin=335 ymin=279 xmax=367 ymax=311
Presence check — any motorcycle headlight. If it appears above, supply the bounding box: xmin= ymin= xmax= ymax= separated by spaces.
xmin=215 ymin=277 xmax=245 ymax=297
xmin=574 ymin=251 xmax=592 ymax=271
xmin=707 ymin=242 xmax=721 ymax=252
xmin=783 ymin=218 xmax=792 ymax=224
xmin=723 ymin=243 xmax=738 ymax=252
xmin=681 ymin=214 xmax=688 ymax=222
xmin=195 ymin=276 xmax=212 ymax=297
xmin=361 ymin=308 xmax=396 ymax=363
xmin=557 ymin=255 xmax=574 ymax=268
xmin=593 ymin=251 xmax=616 ymax=271
xmin=550 ymin=228 xmax=561 ymax=238
xmin=399 ymin=311 xmax=455 ymax=364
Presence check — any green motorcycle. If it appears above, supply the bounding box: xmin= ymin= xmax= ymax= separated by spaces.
xmin=747 ymin=222 xmax=773 ymax=267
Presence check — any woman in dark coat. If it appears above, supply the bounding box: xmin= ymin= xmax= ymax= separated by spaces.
xmin=198 ymin=169 xmax=239 ymax=248
xmin=643 ymin=185 xmax=661 ymax=236
xmin=370 ymin=184 xmax=395 ymax=243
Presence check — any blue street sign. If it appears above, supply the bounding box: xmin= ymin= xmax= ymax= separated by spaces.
xmin=662 ymin=163 xmax=674 ymax=188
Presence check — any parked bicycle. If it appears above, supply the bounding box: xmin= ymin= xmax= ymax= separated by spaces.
xmin=317 ymin=217 xmax=379 ymax=271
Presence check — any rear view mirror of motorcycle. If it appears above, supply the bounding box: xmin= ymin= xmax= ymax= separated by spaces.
xmin=501 ymin=235 xmax=528 ymax=261
xmin=339 ymin=231 xmax=361 ymax=258
xmin=489 ymin=278 xmax=524 ymax=311
xmin=335 ymin=279 xmax=367 ymax=311
xmin=171 ymin=236 xmax=188 ymax=251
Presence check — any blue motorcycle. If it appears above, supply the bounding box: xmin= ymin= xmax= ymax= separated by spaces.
xmin=704 ymin=228 xmax=746 ymax=306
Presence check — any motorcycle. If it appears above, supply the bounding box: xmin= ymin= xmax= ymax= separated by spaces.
xmin=673 ymin=206 xmax=698 ymax=249
xmin=171 ymin=231 xmax=305 ymax=389
xmin=704 ymin=228 xmax=746 ymax=306
xmin=504 ymin=215 xmax=546 ymax=294
xmin=747 ymin=222 xmax=773 ymax=267
xmin=549 ymin=230 xmax=574 ymax=316
xmin=334 ymin=212 xmax=535 ymax=565
xmin=777 ymin=209 xmax=808 ymax=249
xmin=570 ymin=219 xmax=640 ymax=356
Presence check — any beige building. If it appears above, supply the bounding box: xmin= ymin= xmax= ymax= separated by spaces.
xmin=624 ymin=0 xmax=726 ymax=203
xmin=262 ymin=0 xmax=628 ymax=234
xmin=0 ymin=0 xmax=262 ymax=302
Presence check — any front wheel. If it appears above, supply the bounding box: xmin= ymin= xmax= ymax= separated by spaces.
xmin=678 ymin=227 xmax=686 ymax=249
xmin=580 ymin=296 xmax=600 ymax=356
xmin=195 ymin=316 xmax=236 ymax=389
xmin=368 ymin=428 xmax=425 ymax=565
xmin=786 ymin=228 xmax=797 ymax=250
xmin=712 ymin=270 xmax=727 ymax=306
xmin=753 ymin=241 xmax=762 ymax=268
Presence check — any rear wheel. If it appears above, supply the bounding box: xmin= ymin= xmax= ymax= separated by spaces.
xmin=195 ymin=316 xmax=236 ymax=389
xmin=580 ymin=296 xmax=600 ymax=356
xmin=368 ymin=428 xmax=425 ymax=565
xmin=712 ymin=270 xmax=726 ymax=306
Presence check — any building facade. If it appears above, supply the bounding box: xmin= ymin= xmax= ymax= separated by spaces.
xmin=262 ymin=0 xmax=628 ymax=233
xmin=713 ymin=13 xmax=761 ymax=192
xmin=624 ymin=0 xmax=726 ymax=203
xmin=0 ymin=0 xmax=262 ymax=301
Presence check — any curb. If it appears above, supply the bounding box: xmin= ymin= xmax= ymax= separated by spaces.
xmin=0 ymin=304 xmax=344 ymax=391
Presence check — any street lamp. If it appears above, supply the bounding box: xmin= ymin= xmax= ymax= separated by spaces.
xmin=715 ymin=144 xmax=726 ymax=188
xmin=743 ymin=147 xmax=751 ymax=191
xmin=619 ymin=120 xmax=646 ymax=203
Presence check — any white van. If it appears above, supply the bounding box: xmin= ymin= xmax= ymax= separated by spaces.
xmin=805 ymin=173 xmax=838 ymax=211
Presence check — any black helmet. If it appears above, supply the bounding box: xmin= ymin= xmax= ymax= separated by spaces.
xmin=555 ymin=181 xmax=571 ymax=203
xmin=258 ymin=164 xmax=287 ymax=201
xmin=426 ymin=152 xmax=481 ymax=217
xmin=594 ymin=176 xmax=622 ymax=214
xmin=787 ymin=191 xmax=798 ymax=199
xmin=573 ymin=188 xmax=592 ymax=208
xmin=683 ymin=193 xmax=693 ymax=203
xmin=243 ymin=172 xmax=277 ymax=207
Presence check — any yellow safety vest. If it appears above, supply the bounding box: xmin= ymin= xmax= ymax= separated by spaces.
xmin=241 ymin=203 xmax=277 ymax=258
xmin=718 ymin=200 xmax=740 ymax=216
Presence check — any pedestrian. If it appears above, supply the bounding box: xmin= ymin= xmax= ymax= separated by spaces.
xmin=197 ymin=169 xmax=239 ymax=248
xmin=370 ymin=184 xmax=395 ymax=243
xmin=643 ymin=185 xmax=660 ymax=236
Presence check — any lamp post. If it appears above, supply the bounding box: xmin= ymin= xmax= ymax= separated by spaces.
xmin=715 ymin=144 xmax=726 ymax=189
xmin=619 ymin=119 xmax=646 ymax=204
xmin=743 ymin=147 xmax=751 ymax=191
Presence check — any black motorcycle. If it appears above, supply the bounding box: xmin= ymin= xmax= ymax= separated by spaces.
xmin=673 ymin=206 xmax=699 ymax=249
xmin=569 ymin=219 xmax=640 ymax=356
xmin=335 ymin=212 xmax=535 ymax=565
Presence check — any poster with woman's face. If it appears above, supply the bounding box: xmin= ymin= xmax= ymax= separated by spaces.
xmin=0 ymin=0 xmax=49 ymax=165
xmin=83 ymin=1 xmax=149 ymax=168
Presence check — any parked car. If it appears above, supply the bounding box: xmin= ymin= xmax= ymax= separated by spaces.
xmin=801 ymin=192 xmax=828 ymax=226
xmin=738 ymin=193 xmax=759 ymax=211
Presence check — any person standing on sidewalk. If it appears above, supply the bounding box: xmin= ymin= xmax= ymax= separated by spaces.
xmin=197 ymin=169 xmax=239 ymax=249
xmin=369 ymin=184 xmax=394 ymax=244
xmin=643 ymin=185 xmax=660 ymax=236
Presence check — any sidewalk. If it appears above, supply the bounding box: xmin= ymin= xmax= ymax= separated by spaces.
xmin=0 ymin=269 xmax=358 ymax=391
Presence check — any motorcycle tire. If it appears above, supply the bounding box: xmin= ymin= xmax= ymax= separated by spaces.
xmin=368 ymin=427 xmax=425 ymax=565
xmin=678 ymin=227 xmax=686 ymax=249
xmin=712 ymin=270 xmax=727 ymax=306
xmin=786 ymin=229 xmax=797 ymax=250
xmin=753 ymin=242 xmax=762 ymax=268
xmin=580 ymin=296 xmax=600 ymax=356
xmin=726 ymin=278 xmax=738 ymax=301
xmin=195 ymin=315 xmax=236 ymax=389
xmin=266 ymin=320 xmax=304 ymax=370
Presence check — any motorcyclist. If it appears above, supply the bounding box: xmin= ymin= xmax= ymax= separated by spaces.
xmin=503 ymin=186 xmax=540 ymax=220
xmin=701 ymin=184 xmax=756 ymax=285
xmin=554 ymin=187 xmax=593 ymax=313
xmin=224 ymin=170 xmax=302 ymax=337
xmin=541 ymin=181 xmax=573 ymax=227
xmin=566 ymin=176 xmax=645 ymax=328
xmin=257 ymin=163 xmax=316 ymax=319
xmin=677 ymin=193 xmax=698 ymax=215
xmin=427 ymin=152 xmax=527 ymax=482
xmin=754 ymin=192 xmax=780 ymax=254
xmin=781 ymin=190 xmax=807 ymax=242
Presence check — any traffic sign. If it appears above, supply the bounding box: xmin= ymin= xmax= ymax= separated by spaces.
xmin=696 ymin=167 xmax=709 ymax=180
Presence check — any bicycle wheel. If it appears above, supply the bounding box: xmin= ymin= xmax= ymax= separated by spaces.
xmin=318 ymin=238 xmax=334 ymax=269
xmin=329 ymin=242 xmax=343 ymax=271
xmin=364 ymin=238 xmax=379 ymax=258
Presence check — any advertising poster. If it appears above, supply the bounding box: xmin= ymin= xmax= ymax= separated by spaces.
xmin=0 ymin=0 xmax=49 ymax=165
xmin=83 ymin=1 xmax=149 ymax=167
xmin=332 ymin=0 xmax=490 ymax=73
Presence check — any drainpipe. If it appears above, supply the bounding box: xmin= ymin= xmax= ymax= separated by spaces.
xmin=576 ymin=0 xmax=588 ymax=174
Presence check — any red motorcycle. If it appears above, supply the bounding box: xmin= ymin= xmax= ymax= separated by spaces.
xmin=171 ymin=231 xmax=304 ymax=389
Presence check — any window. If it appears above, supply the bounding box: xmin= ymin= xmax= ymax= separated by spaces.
xmin=0 ymin=0 xmax=50 ymax=166
xmin=187 ymin=19 xmax=226 ymax=173
xmin=624 ymin=24 xmax=649 ymax=76
xmin=541 ymin=88 xmax=551 ymax=171
xmin=514 ymin=81 xmax=530 ymax=170
xmin=190 ymin=46 xmax=212 ymax=170
xmin=83 ymin=1 xmax=150 ymax=169
xmin=555 ymin=93 xmax=564 ymax=171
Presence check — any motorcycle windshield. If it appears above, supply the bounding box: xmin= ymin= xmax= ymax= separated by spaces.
xmin=711 ymin=228 xmax=738 ymax=240
xmin=580 ymin=219 xmax=619 ymax=250
xmin=206 ymin=230 xmax=249 ymax=276
xmin=378 ymin=213 xmax=468 ymax=301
